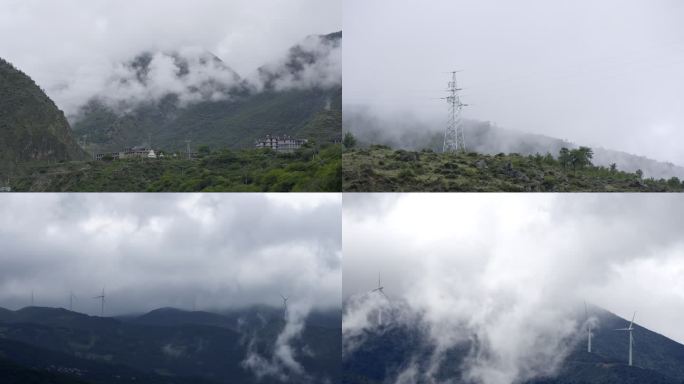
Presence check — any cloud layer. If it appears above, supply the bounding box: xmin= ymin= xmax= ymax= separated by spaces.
xmin=0 ymin=0 xmax=341 ymax=114
xmin=343 ymin=194 xmax=684 ymax=384
xmin=0 ymin=194 xmax=341 ymax=315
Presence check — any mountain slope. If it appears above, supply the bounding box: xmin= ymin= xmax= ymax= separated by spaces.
xmin=343 ymin=147 xmax=684 ymax=192
xmin=0 ymin=306 xmax=341 ymax=384
xmin=0 ymin=355 xmax=90 ymax=384
xmin=0 ymin=337 xmax=210 ymax=384
xmin=342 ymin=306 xmax=684 ymax=384
xmin=71 ymin=32 xmax=342 ymax=153
xmin=344 ymin=110 xmax=684 ymax=180
xmin=0 ymin=58 xmax=87 ymax=171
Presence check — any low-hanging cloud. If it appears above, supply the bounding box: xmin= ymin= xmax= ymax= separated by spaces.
xmin=242 ymin=300 xmax=314 ymax=382
xmin=0 ymin=194 xmax=341 ymax=316
xmin=343 ymin=194 xmax=684 ymax=384
xmin=258 ymin=34 xmax=342 ymax=92
xmin=343 ymin=0 xmax=684 ymax=166
xmin=75 ymin=49 xmax=248 ymax=114
xmin=0 ymin=0 xmax=341 ymax=115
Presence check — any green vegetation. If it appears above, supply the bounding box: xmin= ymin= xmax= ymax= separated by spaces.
xmin=343 ymin=146 xmax=684 ymax=192
xmin=0 ymin=57 xmax=86 ymax=172
xmin=72 ymin=87 xmax=342 ymax=153
xmin=10 ymin=145 xmax=341 ymax=192
xmin=343 ymin=132 xmax=357 ymax=149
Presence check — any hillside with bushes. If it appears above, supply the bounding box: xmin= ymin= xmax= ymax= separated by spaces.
xmin=343 ymin=145 xmax=684 ymax=192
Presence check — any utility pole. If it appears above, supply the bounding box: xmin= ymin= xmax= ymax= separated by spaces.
xmin=442 ymin=71 xmax=468 ymax=153
xmin=185 ymin=140 xmax=192 ymax=160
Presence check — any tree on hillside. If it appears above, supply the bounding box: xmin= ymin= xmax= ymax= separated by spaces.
xmin=570 ymin=146 xmax=593 ymax=171
xmin=343 ymin=132 xmax=357 ymax=149
xmin=558 ymin=148 xmax=572 ymax=169
xmin=667 ymin=176 xmax=681 ymax=188
xmin=198 ymin=145 xmax=211 ymax=157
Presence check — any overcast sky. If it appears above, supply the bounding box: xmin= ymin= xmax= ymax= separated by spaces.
xmin=344 ymin=0 xmax=684 ymax=165
xmin=0 ymin=0 xmax=340 ymax=113
xmin=344 ymin=193 xmax=684 ymax=345
xmin=0 ymin=194 xmax=341 ymax=316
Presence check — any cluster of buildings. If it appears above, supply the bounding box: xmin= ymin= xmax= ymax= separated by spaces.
xmin=255 ymin=135 xmax=308 ymax=153
xmin=95 ymin=146 xmax=165 ymax=161
xmin=94 ymin=134 xmax=314 ymax=162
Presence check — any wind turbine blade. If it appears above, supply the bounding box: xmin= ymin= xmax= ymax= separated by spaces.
xmin=630 ymin=311 xmax=636 ymax=328
xmin=584 ymin=301 xmax=588 ymax=319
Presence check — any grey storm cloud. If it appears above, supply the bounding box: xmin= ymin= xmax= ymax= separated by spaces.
xmin=343 ymin=194 xmax=684 ymax=384
xmin=0 ymin=194 xmax=341 ymax=316
xmin=343 ymin=0 xmax=684 ymax=165
xmin=0 ymin=0 xmax=341 ymax=114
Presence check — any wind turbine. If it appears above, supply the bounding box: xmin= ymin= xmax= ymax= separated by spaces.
xmin=69 ymin=291 xmax=77 ymax=311
xmin=280 ymin=294 xmax=289 ymax=320
xmin=370 ymin=273 xmax=387 ymax=325
xmin=93 ymin=287 xmax=106 ymax=317
xmin=585 ymin=301 xmax=592 ymax=353
xmin=615 ymin=311 xmax=636 ymax=366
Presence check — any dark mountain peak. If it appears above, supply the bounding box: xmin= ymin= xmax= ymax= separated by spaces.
xmin=132 ymin=306 xmax=234 ymax=329
xmin=6 ymin=306 xmax=113 ymax=326
xmin=323 ymin=30 xmax=342 ymax=42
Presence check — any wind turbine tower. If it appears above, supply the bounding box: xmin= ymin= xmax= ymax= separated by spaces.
xmin=280 ymin=294 xmax=289 ymax=320
xmin=615 ymin=312 xmax=636 ymax=366
xmin=70 ymin=292 xmax=77 ymax=311
xmin=585 ymin=302 xmax=593 ymax=353
xmin=370 ymin=273 xmax=387 ymax=325
xmin=442 ymin=71 xmax=468 ymax=153
xmin=93 ymin=288 xmax=106 ymax=317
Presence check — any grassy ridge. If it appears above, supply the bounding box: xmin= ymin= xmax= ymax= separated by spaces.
xmin=10 ymin=145 xmax=341 ymax=192
xmin=343 ymin=146 xmax=684 ymax=192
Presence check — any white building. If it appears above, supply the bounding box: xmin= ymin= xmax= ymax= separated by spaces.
xmin=96 ymin=146 xmax=158 ymax=161
xmin=256 ymin=135 xmax=308 ymax=153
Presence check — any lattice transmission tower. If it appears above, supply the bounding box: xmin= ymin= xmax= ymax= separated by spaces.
xmin=442 ymin=71 xmax=468 ymax=153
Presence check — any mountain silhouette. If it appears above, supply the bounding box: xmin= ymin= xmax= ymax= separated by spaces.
xmin=0 ymin=306 xmax=341 ymax=384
